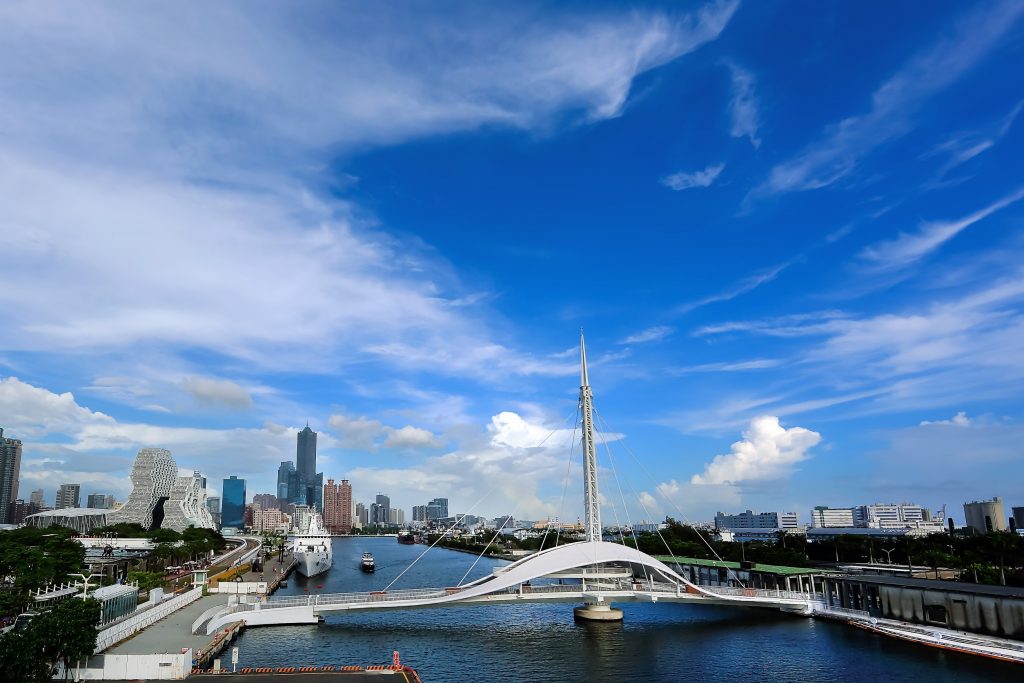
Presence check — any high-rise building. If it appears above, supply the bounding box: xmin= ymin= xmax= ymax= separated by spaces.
xmin=389 ymin=508 xmax=405 ymax=525
xmin=964 ymin=497 xmax=1006 ymax=534
xmin=277 ymin=462 xmax=296 ymax=503
xmin=1013 ymin=507 xmax=1024 ymax=531
xmin=323 ymin=479 xmax=354 ymax=534
xmin=0 ymin=428 xmax=23 ymax=524
xmin=428 ymin=498 xmax=449 ymax=519
xmin=87 ymin=493 xmax=113 ymax=509
xmin=810 ymin=506 xmax=855 ymax=528
xmin=412 ymin=505 xmax=427 ymax=522
xmin=222 ymin=476 xmax=247 ymax=529
xmin=252 ymin=506 xmax=290 ymax=534
xmin=106 ymin=448 xmax=178 ymax=530
xmin=715 ymin=510 xmax=799 ymax=530
xmin=8 ymin=499 xmax=30 ymax=525
xmin=55 ymin=483 xmax=81 ymax=510
xmin=253 ymin=493 xmax=280 ymax=510
xmin=297 ymin=424 xmax=317 ymax=481
xmin=29 ymin=488 xmax=44 ymax=506
xmin=355 ymin=502 xmax=368 ymax=527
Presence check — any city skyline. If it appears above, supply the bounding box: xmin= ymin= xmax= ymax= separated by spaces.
xmin=0 ymin=2 xmax=1022 ymax=524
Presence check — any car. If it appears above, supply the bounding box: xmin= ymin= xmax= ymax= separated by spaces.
xmin=1 ymin=612 xmax=40 ymax=635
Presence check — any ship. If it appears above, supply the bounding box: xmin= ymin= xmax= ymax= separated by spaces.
xmin=397 ymin=530 xmax=415 ymax=545
xmin=293 ymin=511 xmax=333 ymax=578
xmin=360 ymin=552 xmax=376 ymax=572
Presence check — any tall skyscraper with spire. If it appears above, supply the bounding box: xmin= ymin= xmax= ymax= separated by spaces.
xmin=287 ymin=424 xmax=323 ymax=512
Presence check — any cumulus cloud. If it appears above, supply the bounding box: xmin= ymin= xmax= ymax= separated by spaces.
xmin=920 ymin=411 xmax=971 ymax=427
xmin=328 ymin=413 xmax=444 ymax=451
xmin=661 ymin=163 xmax=725 ymax=191
xmin=180 ymin=376 xmax=253 ymax=409
xmin=691 ymin=416 xmax=821 ymax=485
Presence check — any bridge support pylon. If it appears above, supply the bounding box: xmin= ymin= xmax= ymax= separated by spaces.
xmin=573 ymin=603 xmax=623 ymax=622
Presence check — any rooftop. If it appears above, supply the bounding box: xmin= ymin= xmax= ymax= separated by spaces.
xmin=654 ymin=555 xmax=835 ymax=576
xmin=833 ymin=574 xmax=1024 ymax=598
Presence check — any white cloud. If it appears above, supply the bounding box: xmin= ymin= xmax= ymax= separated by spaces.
xmin=858 ymin=187 xmax=1024 ymax=273
xmin=920 ymin=411 xmax=971 ymax=427
xmin=661 ymin=163 xmax=725 ymax=191
xmin=691 ymin=416 xmax=821 ymax=485
xmin=180 ymin=376 xmax=253 ymax=409
xmin=725 ymin=62 xmax=760 ymax=147
xmin=384 ymin=426 xmax=444 ymax=449
xmin=669 ymin=358 xmax=782 ymax=375
xmin=621 ymin=326 xmax=673 ymax=344
xmin=758 ymin=1 xmax=1024 ymax=195
xmin=327 ymin=413 xmax=443 ymax=451
xmin=923 ymin=100 xmax=1022 ymax=177
xmin=676 ymin=259 xmax=796 ymax=314
xmin=0 ymin=376 xmax=113 ymax=438
xmin=0 ymin=1 xmax=740 ymax=382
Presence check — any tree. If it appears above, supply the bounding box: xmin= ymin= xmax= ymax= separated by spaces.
xmin=33 ymin=597 xmax=101 ymax=680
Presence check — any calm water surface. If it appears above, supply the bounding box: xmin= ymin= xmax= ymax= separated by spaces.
xmin=233 ymin=538 xmax=1020 ymax=682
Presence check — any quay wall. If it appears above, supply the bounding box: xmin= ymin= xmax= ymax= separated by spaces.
xmin=63 ymin=651 xmax=192 ymax=680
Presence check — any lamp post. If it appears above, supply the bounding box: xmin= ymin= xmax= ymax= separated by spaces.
xmin=882 ymin=547 xmax=895 ymax=565
xmin=70 ymin=572 xmax=101 ymax=598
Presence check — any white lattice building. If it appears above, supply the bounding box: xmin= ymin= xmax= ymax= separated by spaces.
xmin=163 ymin=472 xmax=216 ymax=531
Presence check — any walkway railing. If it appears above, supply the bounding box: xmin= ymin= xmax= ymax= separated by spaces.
xmin=246 ymin=580 xmax=812 ymax=613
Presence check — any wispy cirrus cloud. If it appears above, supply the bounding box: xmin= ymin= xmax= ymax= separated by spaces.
xmin=725 ymin=62 xmax=760 ymax=147
xmin=756 ymin=1 xmax=1024 ymax=197
xmin=661 ymin=163 xmax=725 ymax=191
xmin=676 ymin=259 xmax=798 ymax=315
xmin=621 ymin=326 xmax=673 ymax=344
xmin=923 ymin=100 xmax=1023 ymax=178
xmin=858 ymin=186 xmax=1024 ymax=273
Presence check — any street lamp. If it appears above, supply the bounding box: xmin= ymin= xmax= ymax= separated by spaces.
xmin=882 ymin=547 xmax=895 ymax=565
xmin=70 ymin=572 xmax=101 ymax=598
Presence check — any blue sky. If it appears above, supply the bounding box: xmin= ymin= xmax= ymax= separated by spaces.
xmin=1 ymin=1 xmax=1023 ymax=525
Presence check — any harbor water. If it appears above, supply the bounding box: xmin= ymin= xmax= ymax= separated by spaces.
xmin=232 ymin=538 xmax=1020 ymax=682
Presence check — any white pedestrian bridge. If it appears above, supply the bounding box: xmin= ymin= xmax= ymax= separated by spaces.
xmin=199 ymin=541 xmax=815 ymax=635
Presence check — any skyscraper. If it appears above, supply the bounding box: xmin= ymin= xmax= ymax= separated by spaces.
xmin=0 ymin=428 xmax=22 ymax=524
xmin=323 ymin=479 xmax=354 ymax=534
xmin=87 ymin=493 xmax=112 ymax=509
xmin=277 ymin=461 xmax=296 ymax=502
xmin=297 ymin=425 xmax=317 ymax=481
xmin=222 ymin=476 xmax=247 ymax=529
xmin=55 ymin=483 xmax=81 ymax=509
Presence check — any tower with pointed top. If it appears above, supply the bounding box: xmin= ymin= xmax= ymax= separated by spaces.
xmin=579 ymin=332 xmax=602 ymax=543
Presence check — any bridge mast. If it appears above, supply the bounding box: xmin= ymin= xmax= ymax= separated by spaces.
xmin=580 ymin=331 xmax=601 ymax=544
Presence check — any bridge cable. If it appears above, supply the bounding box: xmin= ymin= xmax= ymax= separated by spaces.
xmin=593 ymin=406 xmax=748 ymax=589
xmin=594 ymin=421 xmax=651 ymax=586
xmin=542 ymin=409 xmax=581 ymax=554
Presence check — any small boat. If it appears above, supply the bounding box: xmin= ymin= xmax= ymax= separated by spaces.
xmin=360 ymin=552 xmax=375 ymax=573
xmin=397 ymin=530 xmax=415 ymax=545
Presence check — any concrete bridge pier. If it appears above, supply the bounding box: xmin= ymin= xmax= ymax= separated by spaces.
xmin=574 ymin=602 xmax=623 ymax=622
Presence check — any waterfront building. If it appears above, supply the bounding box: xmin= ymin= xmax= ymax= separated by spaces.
xmin=854 ymin=503 xmax=930 ymax=528
xmin=715 ymin=510 xmax=799 ymax=530
xmin=355 ymin=502 xmax=368 ymax=527
xmin=252 ymin=506 xmax=291 ymax=534
xmin=55 ymin=483 xmax=81 ymax=509
xmin=0 ymin=427 xmax=23 ymax=524
xmin=412 ymin=505 xmax=427 ymax=522
xmin=291 ymin=504 xmax=311 ymax=533
xmin=964 ymin=497 xmax=1006 ymax=534
xmin=389 ymin=508 xmax=405 ymax=525
xmin=277 ymin=461 xmax=296 ymax=502
xmin=163 ymin=471 xmax=214 ymax=531
xmin=253 ymin=493 xmax=280 ymax=510
xmin=222 ymin=475 xmax=247 ymax=529
xmin=425 ymin=497 xmax=448 ymax=521
xmin=29 ymin=488 xmax=44 ymax=506
xmin=810 ymin=506 xmax=856 ymax=528
xmin=323 ymin=479 xmax=354 ymax=534
xmin=107 ymin=448 xmax=178 ymax=529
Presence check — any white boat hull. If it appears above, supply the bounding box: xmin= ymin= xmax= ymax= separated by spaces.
xmin=296 ymin=547 xmax=333 ymax=578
